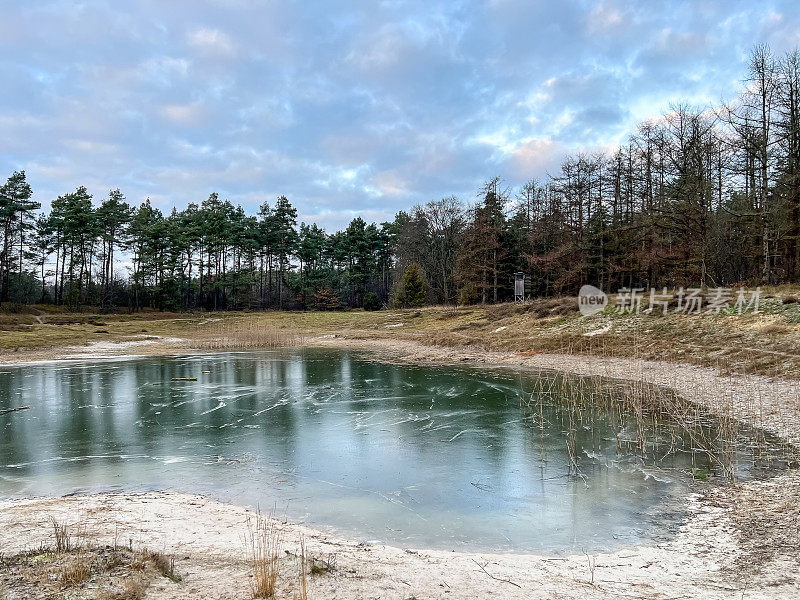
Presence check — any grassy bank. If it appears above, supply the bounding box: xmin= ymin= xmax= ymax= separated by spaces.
xmin=1 ymin=285 xmax=799 ymax=377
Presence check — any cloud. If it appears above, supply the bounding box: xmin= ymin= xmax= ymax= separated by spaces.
xmin=586 ymin=2 xmax=629 ymax=34
xmin=370 ymin=171 xmax=409 ymax=199
xmin=187 ymin=27 xmax=236 ymax=57
xmin=1 ymin=0 xmax=800 ymax=230
xmin=159 ymin=103 xmax=205 ymax=126
xmin=509 ymin=139 xmax=564 ymax=179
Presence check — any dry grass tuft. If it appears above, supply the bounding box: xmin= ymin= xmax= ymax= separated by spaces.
xmin=0 ymin=538 xmax=170 ymax=599
xmin=145 ymin=549 xmax=180 ymax=582
xmin=103 ymin=549 xmax=126 ymax=571
xmin=129 ymin=553 xmax=147 ymax=571
xmin=99 ymin=578 xmax=148 ymax=600
xmin=245 ymin=509 xmax=282 ymax=598
xmin=52 ymin=518 xmax=84 ymax=554
xmin=53 ymin=519 xmax=72 ymax=553
xmin=60 ymin=558 xmax=91 ymax=587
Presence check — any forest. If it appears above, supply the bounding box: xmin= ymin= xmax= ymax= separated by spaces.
xmin=0 ymin=45 xmax=799 ymax=312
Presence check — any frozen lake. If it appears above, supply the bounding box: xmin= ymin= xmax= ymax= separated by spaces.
xmin=0 ymin=349 xmax=785 ymax=552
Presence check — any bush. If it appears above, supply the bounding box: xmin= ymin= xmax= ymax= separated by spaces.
xmin=312 ymin=287 xmax=342 ymax=310
xmin=362 ymin=292 xmax=381 ymax=311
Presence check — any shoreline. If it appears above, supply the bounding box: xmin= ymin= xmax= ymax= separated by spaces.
xmin=2 ymin=336 xmax=800 ymax=598
xmin=0 ymin=488 xmax=751 ymax=600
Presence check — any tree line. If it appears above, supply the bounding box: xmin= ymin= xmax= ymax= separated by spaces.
xmin=1 ymin=45 xmax=798 ymax=311
xmin=0 ymin=182 xmax=394 ymax=311
xmin=399 ymin=45 xmax=800 ymax=302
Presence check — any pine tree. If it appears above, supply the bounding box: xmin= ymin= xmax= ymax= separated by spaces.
xmin=0 ymin=171 xmax=36 ymax=305
xmin=272 ymin=196 xmax=298 ymax=309
xmin=96 ymin=189 xmax=131 ymax=306
xmin=455 ymin=178 xmax=509 ymax=303
xmin=396 ymin=263 xmax=428 ymax=307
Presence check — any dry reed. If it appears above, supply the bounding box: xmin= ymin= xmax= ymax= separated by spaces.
xmin=198 ymin=320 xmax=302 ymax=350
xmin=521 ymin=368 xmax=791 ymax=482
xmin=245 ymin=509 xmax=282 ymax=598
xmin=145 ymin=549 xmax=180 ymax=582
xmin=296 ymin=536 xmax=308 ymax=600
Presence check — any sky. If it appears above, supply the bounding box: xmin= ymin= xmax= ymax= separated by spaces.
xmin=2 ymin=1 xmax=800 ymax=231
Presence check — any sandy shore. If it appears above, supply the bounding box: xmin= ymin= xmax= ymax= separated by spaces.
xmin=1 ymin=335 xmax=800 ymax=598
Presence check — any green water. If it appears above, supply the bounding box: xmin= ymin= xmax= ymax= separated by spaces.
xmin=0 ymin=349 xmax=785 ymax=552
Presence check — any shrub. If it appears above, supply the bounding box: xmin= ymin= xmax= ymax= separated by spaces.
xmin=362 ymin=292 xmax=381 ymax=311
xmin=312 ymin=287 xmax=341 ymax=311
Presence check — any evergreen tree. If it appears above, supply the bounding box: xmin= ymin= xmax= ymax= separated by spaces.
xmin=395 ymin=263 xmax=428 ymax=308
xmin=272 ymin=195 xmax=298 ymax=309
xmin=96 ymin=189 xmax=131 ymax=306
xmin=455 ymin=178 xmax=509 ymax=303
xmin=0 ymin=171 xmax=36 ymax=305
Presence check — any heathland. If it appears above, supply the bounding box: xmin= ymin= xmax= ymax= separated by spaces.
xmin=1 ymin=290 xmax=800 ymax=599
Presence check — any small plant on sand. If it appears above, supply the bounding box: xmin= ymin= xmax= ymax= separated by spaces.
xmin=60 ymin=558 xmax=91 ymax=587
xmin=52 ymin=518 xmax=75 ymax=553
xmin=245 ymin=509 xmax=282 ymax=598
xmin=309 ymin=552 xmax=336 ymax=576
xmin=583 ymin=550 xmax=597 ymax=585
xmin=146 ymin=549 xmax=181 ymax=582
